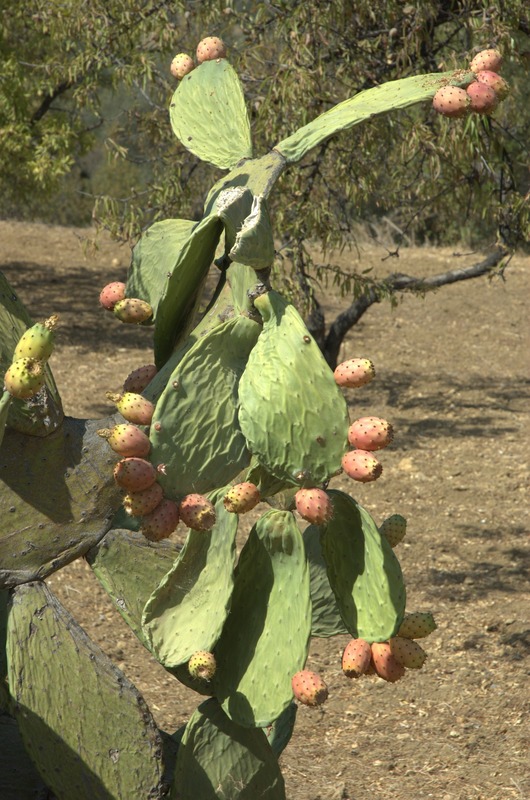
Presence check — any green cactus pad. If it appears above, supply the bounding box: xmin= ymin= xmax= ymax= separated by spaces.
xmin=238 ymin=291 xmax=349 ymax=486
xmin=204 ymin=151 xmax=286 ymax=217
xmin=7 ymin=582 xmax=165 ymax=799
xmin=0 ymin=391 xmax=11 ymax=450
xmin=276 ymin=70 xmax=476 ymax=163
xmin=322 ymin=490 xmax=406 ymax=641
xmin=227 ymin=195 xmax=275 ymax=270
xmin=263 ymin=702 xmax=298 ymax=759
xmin=0 ymin=590 xmax=7 ymax=682
xmin=303 ymin=524 xmax=349 ymax=638
xmin=173 ymin=698 xmax=285 ymax=800
xmin=170 ymin=60 xmax=253 ymax=169
xmin=214 ymin=509 xmax=311 ymax=728
xmin=0 ymin=416 xmax=122 ymax=589
xmin=142 ymin=492 xmax=238 ymax=667
xmin=149 ymin=315 xmax=261 ymax=497
xmin=0 ymin=716 xmax=50 ymax=799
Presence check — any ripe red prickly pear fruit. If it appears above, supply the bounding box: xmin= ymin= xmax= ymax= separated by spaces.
xmin=398 ymin=612 xmax=437 ymax=639
xmin=196 ymin=36 xmax=227 ymax=63
xmin=432 ymin=86 xmax=470 ymax=118
xmin=470 ymin=48 xmax=502 ymax=74
xmin=170 ymin=52 xmax=195 ymax=79
xmin=291 ymin=670 xmax=328 ymax=707
xmin=97 ymin=423 xmax=151 ymax=458
xmin=113 ymin=457 xmax=157 ymax=492
xmin=99 ymin=281 xmax=126 ymax=311
xmin=294 ymin=488 xmax=333 ymax=525
xmin=122 ymin=364 xmax=157 ymax=394
xmin=370 ymin=642 xmax=405 ymax=683
xmin=113 ymin=297 xmax=153 ymax=324
xmin=342 ymin=449 xmax=382 ymax=483
xmin=389 ymin=636 xmax=427 ymax=670
xmin=106 ymin=391 xmax=155 ymax=426
xmin=223 ymin=482 xmax=261 ymax=514
xmin=141 ymin=498 xmax=180 ymax=542
xmin=466 ymin=81 xmax=498 ymax=114
xmin=342 ymin=638 xmax=372 ymax=678
xmin=475 ymin=70 xmax=509 ymax=100
xmin=188 ymin=650 xmax=216 ymax=681
xmin=4 ymin=357 xmax=45 ymax=399
xmin=179 ymin=493 xmax=216 ymax=531
xmin=123 ymin=482 xmax=164 ymax=517
xmin=333 ymin=357 xmax=375 ymax=388
xmin=379 ymin=513 xmax=407 ymax=548
xmin=347 ymin=416 xmax=393 ymax=451
xmin=13 ymin=315 xmax=59 ymax=362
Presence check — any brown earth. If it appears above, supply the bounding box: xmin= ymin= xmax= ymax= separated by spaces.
xmin=1 ymin=220 xmax=529 ymax=800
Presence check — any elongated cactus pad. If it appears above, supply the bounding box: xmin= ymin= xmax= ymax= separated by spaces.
xmin=322 ymin=490 xmax=406 ymax=641
xmin=7 ymin=582 xmax=165 ymax=800
xmin=214 ymin=509 xmax=311 ymax=727
xmin=0 ymin=716 xmax=50 ymax=798
xmin=302 ymin=524 xmax=349 ymax=637
xmin=238 ymin=291 xmax=349 ymax=486
xmin=173 ymin=698 xmax=285 ymax=800
xmin=170 ymin=60 xmax=253 ymax=169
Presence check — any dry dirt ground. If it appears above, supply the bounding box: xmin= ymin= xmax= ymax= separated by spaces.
xmin=1 ymin=220 xmax=529 ymax=800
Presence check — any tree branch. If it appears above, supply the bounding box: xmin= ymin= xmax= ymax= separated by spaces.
xmin=31 ymin=80 xmax=75 ymax=124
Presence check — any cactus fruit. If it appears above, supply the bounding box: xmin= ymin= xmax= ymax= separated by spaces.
xmin=179 ymin=493 xmax=216 ymax=531
xmin=370 ymin=642 xmax=405 ymax=683
xmin=291 ymin=670 xmax=328 ymax=707
xmin=13 ymin=315 xmax=59 ymax=362
xmin=122 ymin=364 xmax=157 ymax=394
xmin=347 ymin=416 xmax=394 ymax=452
xmin=141 ymin=498 xmax=180 ymax=541
xmin=333 ymin=357 xmax=375 ymax=388
xmin=99 ymin=281 xmax=126 ymax=311
xmin=123 ymin=482 xmax=164 ymax=517
xmin=475 ymin=70 xmax=510 ymax=100
xmin=188 ymin=651 xmax=216 ymax=681
xmin=389 ymin=636 xmax=427 ymax=669
xmin=294 ymin=488 xmax=334 ymax=525
xmin=379 ymin=513 xmax=407 ymax=547
xmin=398 ymin=612 xmax=437 ymax=639
xmin=113 ymin=297 xmax=153 ymax=324
xmin=466 ymin=81 xmax=499 ymax=114
xmin=470 ymin=48 xmax=502 ymax=74
xmin=113 ymin=457 xmax=157 ymax=492
xmin=342 ymin=638 xmax=372 ymax=678
xmin=106 ymin=391 xmax=155 ymax=426
xmin=223 ymin=482 xmax=261 ymax=514
xmin=342 ymin=449 xmax=383 ymax=482
xmin=196 ymin=36 xmax=227 ymax=63
xmin=97 ymin=423 xmax=151 ymax=458
xmin=432 ymin=86 xmax=470 ymax=118
xmin=4 ymin=357 xmax=45 ymax=399
xmin=170 ymin=53 xmax=195 ymax=79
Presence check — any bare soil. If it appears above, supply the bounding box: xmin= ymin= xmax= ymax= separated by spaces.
xmin=1 ymin=220 xmax=529 ymax=800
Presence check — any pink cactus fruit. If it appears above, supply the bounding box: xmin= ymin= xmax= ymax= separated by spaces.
xmin=379 ymin=513 xmax=407 ymax=548
xmin=188 ymin=650 xmax=217 ymax=681
xmin=389 ymin=636 xmax=427 ymax=670
xmin=196 ymin=36 xmax=227 ymax=63
xmin=170 ymin=53 xmax=195 ymax=79
xmin=141 ymin=498 xmax=180 ymax=542
xmin=113 ymin=457 xmax=157 ymax=492
xmin=347 ymin=416 xmax=393 ymax=451
xmin=122 ymin=364 xmax=157 ymax=394
xmin=97 ymin=423 xmax=151 ymax=458
xmin=99 ymin=281 xmax=126 ymax=311
xmin=113 ymin=297 xmax=153 ymax=324
xmin=123 ymin=482 xmax=164 ymax=517
xmin=223 ymin=482 xmax=261 ymax=514
xmin=475 ymin=70 xmax=509 ymax=100
xmin=342 ymin=449 xmax=383 ymax=483
xmin=179 ymin=493 xmax=216 ymax=531
xmin=333 ymin=357 xmax=375 ymax=388
xmin=466 ymin=81 xmax=499 ymax=114
xmin=470 ymin=48 xmax=502 ymax=74
xmin=432 ymin=86 xmax=470 ymax=118
xmin=342 ymin=638 xmax=372 ymax=678
xmin=106 ymin=391 xmax=155 ymax=426
xmin=291 ymin=670 xmax=329 ymax=707
xmin=398 ymin=612 xmax=437 ymax=639
xmin=294 ymin=488 xmax=334 ymax=525
xmin=370 ymin=642 xmax=405 ymax=683
xmin=4 ymin=357 xmax=45 ymax=400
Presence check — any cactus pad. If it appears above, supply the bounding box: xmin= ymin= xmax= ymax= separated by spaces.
xmin=302 ymin=523 xmax=349 ymax=637
xmin=0 ymin=716 xmax=50 ymax=798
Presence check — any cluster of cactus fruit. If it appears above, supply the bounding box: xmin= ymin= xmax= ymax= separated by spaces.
xmin=432 ymin=48 xmax=509 ymax=117
xmin=0 ymin=37 xmax=498 ymax=800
